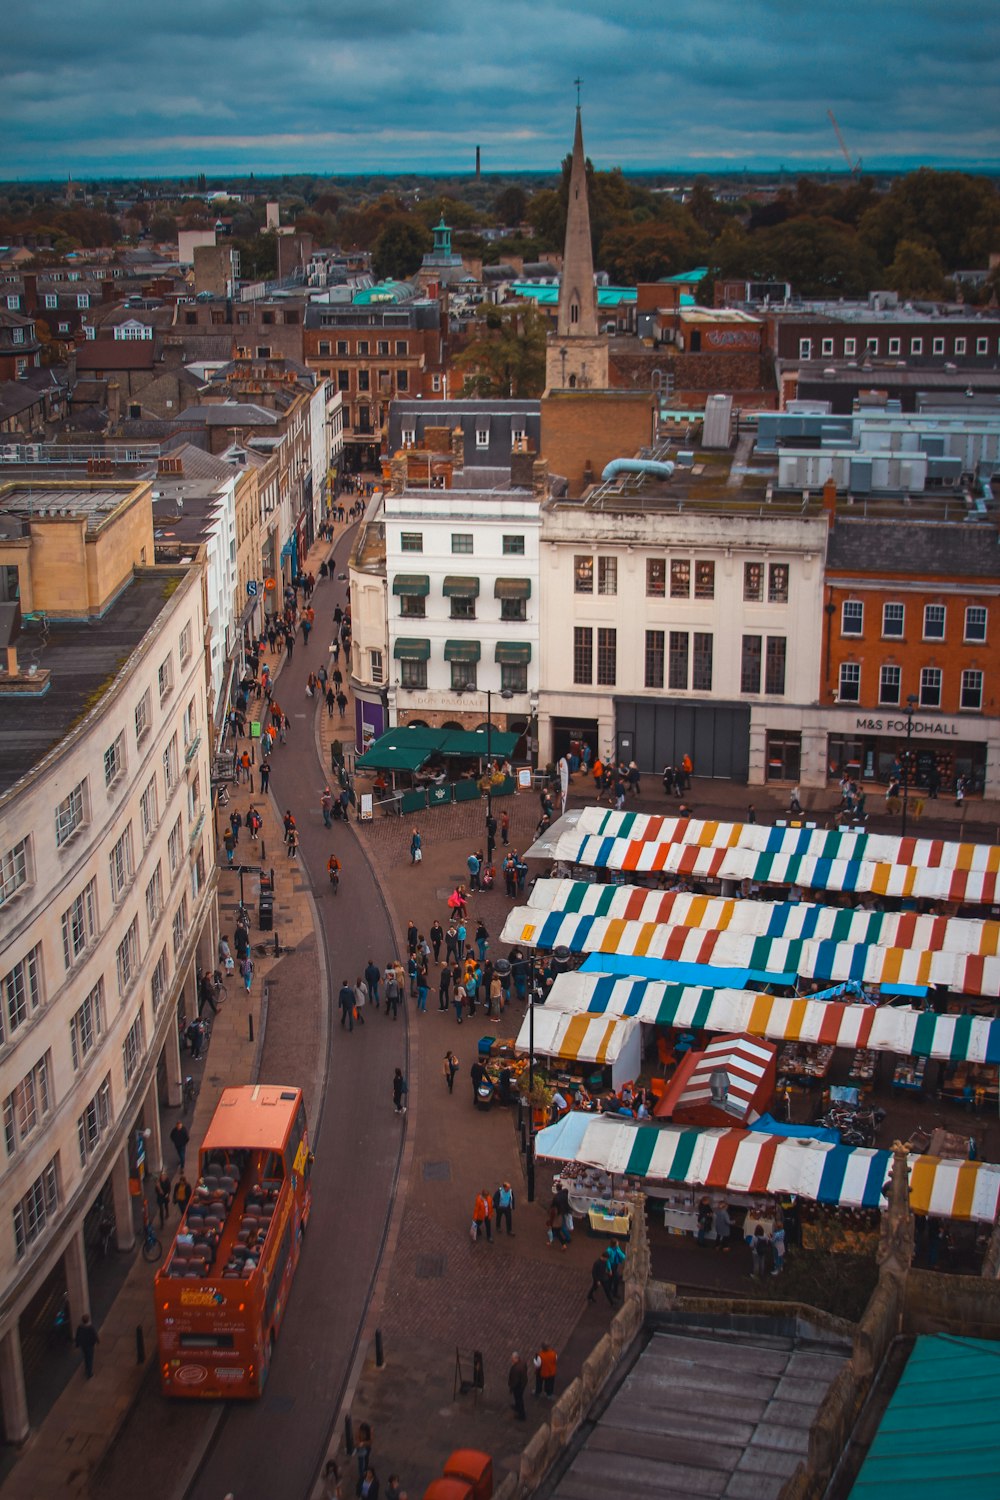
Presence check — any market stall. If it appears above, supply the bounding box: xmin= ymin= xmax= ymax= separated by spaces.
xmin=654 ymin=1034 xmax=777 ymax=1125
xmin=532 ymin=1115 xmax=1000 ymax=1223
xmin=538 ymin=970 xmax=1000 ymax=1065
xmin=513 ymin=1010 xmax=642 ymax=1092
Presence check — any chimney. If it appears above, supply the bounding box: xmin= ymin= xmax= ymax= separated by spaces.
xmin=475 ymin=145 xmax=481 ymax=178
xmin=106 ymin=378 xmax=121 ymax=430
xmin=22 ymin=273 xmax=38 ymax=314
xmin=822 ymin=474 xmax=837 ymax=528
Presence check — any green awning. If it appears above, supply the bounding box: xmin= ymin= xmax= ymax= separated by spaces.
xmin=442 ymin=575 xmax=480 ymax=598
xmin=444 ymin=639 xmax=481 ymax=662
xmin=392 ymin=574 xmax=430 ymax=596
xmin=439 ymin=728 xmax=519 ymax=758
xmin=494 ymin=578 xmax=531 ymax=600
xmin=393 ymin=637 xmax=431 ymax=661
xmin=355 ymin=725 xmax=445 ymax=771
xmin=495 ymin=641 xmax=531 ymax=664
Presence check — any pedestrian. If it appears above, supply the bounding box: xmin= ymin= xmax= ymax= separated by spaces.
xmin=286 ymin=824 xmax=299 ymax=858
xmin=173 ymin=1172 xmax=192 ymax=1216
xmin=438 ymin=961 xmax=451 ymax=1012
xmin=587 ymin=1250 xmax=615 ymax=1305
xmin=445 ymin=924 xmax=458 ymax=963
xmin=74 ymin=1314 xmax=99 ymax=1379
xmin=154 ymin=1168 xmax=171 ymax=1227
xmin=365 ymin=958 xmax=381 ymax=1008
xmin=696 ymin=1195 xmax=713 ymax=1247
xmin=500 ymin=810 xmax=510 ymax=846
xmin=456 ymin=921 xmax=467 ymax=962
xmin=336 ymin=690 xmax=347 ymax=718
xmin=472 ymin=1188 xmax=493 ymax=1242
xmin=416 ymin=964 xmax=429 ymax=1014
xmin=770 ymin=1226 xmax=786 ymax=1276
xmin=475 ymin=919 xmax=489 ymax=963
xmin=430 ymin=919 xmax=443 ymax=963
xmin=169 ymin=1120 xmax=189 ymax=1169
xmin=467 ymin=850 xmax=481 ymax=890
xmin=229 ymin=808 xmax=242 ymax=844
xmin=354 ymin=1423 xmax=373 ymax=1488
xmin=223 ymin=827 xmax=236 ymax=865
xmin=392 ymin=1067 xmax=408 ymax=1115
xmin=747 ymin=803 xmax=757 ymax=825
xmin=605 ymin=1239 xmax=626 ymax=1299
xmin=409 ymin=828 xmax=422 ymax=864
xmin=494 ymin=1181 xmax=515 ymax=1235
xmin=354 ymin=975 xmax=369 ymax=1025
xmin=750 ymin=1224 xmax=770 ymax=1278
xmin=321 ymin=786 xmax=334 ymax=827
xmin=385 ymin=1478 xmax=403 ymax=1500
xmin=406 ymin=919 xmax=418 ymax=956
xmin=338 ymin=978 xmax=355 ymax=1031
xmin=443 ymin=1050 xmax=459 ymax=1092
xmin=714 ymin=1200 xmax=732 ymax=1251
xmin=533 ymin=1342 xmax=557 ymax=1399
xmin=358 ymin=1469 xmax=378 ymax=1500
xmin=241 ymin=954 xmax=254 ymax=994
xmin=384 ymin=967 xmax=400 ymax=1020
xmin=260 ymin=760 xmax=270 ymax=793
xmin=508 ymin=1353 xmax=528 ymax=1420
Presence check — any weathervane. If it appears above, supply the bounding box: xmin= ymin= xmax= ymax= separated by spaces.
xmin=574 ymin=77 xmax=583 ymax=108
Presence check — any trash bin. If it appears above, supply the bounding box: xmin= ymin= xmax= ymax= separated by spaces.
xmin=258 ymin=897 xmax=274 ymax=931
xmin=444 ymin=1451 xmax=493 ymax=1500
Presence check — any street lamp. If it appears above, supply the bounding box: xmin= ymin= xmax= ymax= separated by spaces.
xmin=526 ymin=950 xmax=537 ymax=1203
xmin=901 ymin=694 xmax=918 ymax=838
xmin=485 ymin=686 xmax=514 ymax=823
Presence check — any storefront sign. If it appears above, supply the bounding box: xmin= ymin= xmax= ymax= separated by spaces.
xmin=854 ymin=716 xmax=960 ymax=737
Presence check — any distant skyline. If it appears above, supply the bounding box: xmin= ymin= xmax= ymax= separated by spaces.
xmin=2 ymin=0 xmax=997 ymax=181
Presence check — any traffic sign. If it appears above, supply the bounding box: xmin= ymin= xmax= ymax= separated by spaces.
xmin=264 ymin=577 xmax=277 ymax=591
xmin=246 ymin=579 xmax=259 ymax=597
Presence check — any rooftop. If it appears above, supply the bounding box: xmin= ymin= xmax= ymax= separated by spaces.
xmin=0 ymin=568 xmax=187 ymax=799
xmin=826 ymin=517 xmax=1000 ymax=579
xmin=0 ymin=481 xmax=137 ymax=537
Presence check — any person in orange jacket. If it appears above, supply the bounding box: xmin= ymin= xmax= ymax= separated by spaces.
xmin=533 ymin=1342 xmax=558 ymax=1399
xmin=472 ymin=1189 xmax=493 ymax=1243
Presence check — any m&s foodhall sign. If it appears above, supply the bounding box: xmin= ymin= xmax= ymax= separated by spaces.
xmin=855 ymin=716 xmax=960 ymax=737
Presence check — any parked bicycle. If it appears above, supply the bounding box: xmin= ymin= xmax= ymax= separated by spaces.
xmin=182 ymin=1074 xmax=198 ymax=1112
xmin=140 ymin=1198 xmax=162 ymax=1264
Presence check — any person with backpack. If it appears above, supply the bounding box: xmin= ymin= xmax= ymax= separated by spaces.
xmin=493 ymin=1181 xmax=516 ymax=1235
xmin=392 ymin=1068 xmax=407 ymax=1115
xmin=383 ymin=966 xmax=400 ymax=1020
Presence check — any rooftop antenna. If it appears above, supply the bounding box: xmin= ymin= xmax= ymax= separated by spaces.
xmin=574 ymin=77 xmax=583 ymax=108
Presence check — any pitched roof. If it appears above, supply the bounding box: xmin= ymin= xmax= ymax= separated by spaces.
xmin=75 ymin=341 xmax=156 ymax=371
xmin=826 ymin=518 xmax=1000 ymax=580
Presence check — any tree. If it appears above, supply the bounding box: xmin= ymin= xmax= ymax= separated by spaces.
xmin=886 ymin=239 xmax=945 ymax=299
xmin=600 ymin=220 xmax=706 ymax=284
xmin=371 ymin=216 xmax=432 ymax=280
xmin=492 ymin=185 xmax=527 ymax=226
xmin=454 ymin=302 xmax=547 ymax=398
xmin=748 ymin=216 xmax=882 ymax=297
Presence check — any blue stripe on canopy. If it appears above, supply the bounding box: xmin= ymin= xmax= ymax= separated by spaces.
xmin=578 ymin=954 xmax=798 ymax=986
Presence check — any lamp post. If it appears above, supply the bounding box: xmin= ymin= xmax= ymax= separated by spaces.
xmin=484 ymin=686 xmax=513 ymax=824
xmin=901 ymin=693 xmax=918 ymax=838
xmin=526 ymin=950 xmax=537 ymax=1203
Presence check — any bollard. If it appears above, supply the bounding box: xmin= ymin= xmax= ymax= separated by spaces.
xmin=136 ymin=1324 xmax=145 ymax=1364
xmin=261 ymin=839 xmax=266 ymax=862
xmin=375 ymin=1328 xmax=384 ymax=1368
xmin=248 ymin=1013 xmax=254 ymax=1044
xmin=344 ymin=1414 xmax=354 ymax=1455
xmin=527 ymin=1152 xmax=535 ymax=1204
xmin=273 ymin=930 xmax=280 ymax=957
xmin=519 ymin=1119 xmax=527 ymax=1154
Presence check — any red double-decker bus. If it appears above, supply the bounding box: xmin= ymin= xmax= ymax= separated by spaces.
xmin=155 ymin=1084 xmax=313 ymax=1397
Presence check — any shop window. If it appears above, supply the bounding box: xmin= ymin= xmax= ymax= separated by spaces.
xmin=670 ymin=560 xmax=690 ymax=598
xmin=965 ymin=605 xmax=987 ymax=643
xmin=919 ymin=667 xmax=942 ymax=708
xmin=766 ymin=731 xmax=801 ymax=782
xmin=743 ymin=563 xmax=763 ymax=602
xmin=960 ymin=669 xmax=983 ymax=711
xmin=765 ymin=637 xmax=786 ymax=695
xmin=883 ymin=602 xmax=904 ymax=638
xmin=598 ymin=557 xmax=617 ymax=596
xmin=574 ymin=556 xmax=593 ymax=593
xmin=646 ymin=559 xmax=666 ymax=597
xmin=694 ymin=561 xmax=715 ymax=599
xmin=692 ymin=633 xmax=714 ymax=691
xmin=841 ymin=600 xmax=863 ymax=636
xmin=879 ymin=664 xmax=901 ymax=705
xmin=597 ymin=628 xmax=617 ymax=686
xmin=644 ymin=630 xmax=664 ymax=689
xmin=923 ymin=604 xmax=945 ymax=641
xmin=838 ymin=662 xmax=861 ymax=703
xmin=668 ymin=632 xmax=689 ymax=690
xmin=768 ymin=564 xmax=789 ymax=603
xmin=399 ymin=659 xmax=427 ymax=689
xmin=740 ymin=635 xmax=762 ymax=693
xmin=573 ymin=627 xmax=593 ymax=684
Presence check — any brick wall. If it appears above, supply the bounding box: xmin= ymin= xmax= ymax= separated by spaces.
xmin=540 ymin=390 xmax=654 ymax=496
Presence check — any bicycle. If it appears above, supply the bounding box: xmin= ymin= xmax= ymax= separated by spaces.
xmin=235 ymin=901 xmax=251 ymax=930
xmin=140 ymin=1199 xmax=162 ymax=1264
xmin=211 ymin=969 xmax=228 ymax=1006
xmin=182 ymin=1074 xmax=198 ymax=1112
xmin=98 ymin=1211 xmax=116 ymax=1257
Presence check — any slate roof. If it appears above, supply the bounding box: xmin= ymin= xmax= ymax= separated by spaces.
xmin=75 ymin=342 xmax=156 ymax=372
xmin=826 ymin=518 xmax=1000 ymax=580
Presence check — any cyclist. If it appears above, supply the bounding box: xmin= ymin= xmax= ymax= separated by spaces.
xmin=327 ymin=854 xmax=341 ymax=892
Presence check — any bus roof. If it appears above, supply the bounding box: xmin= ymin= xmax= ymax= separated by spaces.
xmin=199 ymin=1085 xmax=303 ymax=1153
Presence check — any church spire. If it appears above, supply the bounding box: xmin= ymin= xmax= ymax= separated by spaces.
xmin=557 ymin=104 xmax=598 ymax=339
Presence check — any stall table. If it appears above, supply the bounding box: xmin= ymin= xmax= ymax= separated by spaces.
xmin=941 ymin=1061 xmax=999 ymax=1109
xmin=848 ymin=1049 xmax=878 ymax=1088
xmin=892 ymin=1054 xmax=927 ymax=1093
xmin=778 ymin=1042 xmax=834 ymax=1086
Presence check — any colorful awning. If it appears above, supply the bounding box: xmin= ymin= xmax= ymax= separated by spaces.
xmin=542 ymin=971 xmax=1000 ymax=1063
xmin=513 ymin=1010 xmax=638 ymax=1066
xmin=539 ymin=809 xmax=1000 ymax=905
xmin=532 ymin=1115 xmax=1000 ymax=1223
xmin=499 ymin=882 xmax=1000 ymax=998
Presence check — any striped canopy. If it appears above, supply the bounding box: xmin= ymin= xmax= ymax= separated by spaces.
xmin=500 ymin=881 xmax=1000 ymax=997
xmin=540 ymin=809 xmax=1000 ymax=905
xmin=543 ymin=971 xmax=1000 ymax=1065
xmin=532 ymin=1115 xmax=1000 ymax=1223
xmin=513 ymin=1010 xmax=638 ymax=1066
xmin=659 ymin=1034 xmax=776 ymax=1121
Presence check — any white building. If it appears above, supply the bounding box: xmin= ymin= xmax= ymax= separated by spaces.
xmin=537 ymin=470 xmax=829 ymax=781
xmin=0 ymin=481 xmax=217 ymax=1442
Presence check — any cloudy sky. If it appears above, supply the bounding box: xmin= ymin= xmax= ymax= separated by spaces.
xmin=2 ymin=0 xmax=997 ymax=180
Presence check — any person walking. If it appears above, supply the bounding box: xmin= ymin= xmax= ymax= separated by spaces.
xmin=416 ymin=964 xmax=429 ymax=1014
xmin=338 ymin=978 xmax=355 ymax=1032
xmin=500 ymin=810 xmax=510 ymax=846
xmin=494 ymin=1181 xmax=515 ymax=1235
xmin=508 ymin=1353 xmax=528 ymax=1421
xmin=154 ymin=1168 xmax=172 ymax=1228
xmin=241 ymin=954 xmax=254 ymax=994
xmin=605 ymin=1239 xmax=626 ymax=1299
xmin=321 ymin=786 xmax=334 ymax=827
xmin=472 ymin=1189 xmax=493 ymax=1243
xmin=409 ymin=828 xmax=422 ymax=864
xmin=392 ymin=1068 xmax=407 ymax=1115
xmin=438 ymin=962 xmax=452 ymax=1012
xmin=750 ymin=1224 xmax=770 ymax=1278
xmin=354 ymin=975 xmax=369 ymax=1025
xmin=770 ymin=1226 xmax=786 ymax=1276
xmin=533 ymin=1342 xmax=557 ymax=1399
xmin=430 ymin=919 xmax=443 ymax=963
xmin=74 ymin=1315 xmax=99 ymax=1379
xmin=714 ymin=1200 xmax=732 ymax=1252
xmin=587 ymin=1250 xmax=615 ymax=1305
xmin=384 ymin=967 xmax=400 ymax=1020
xmin=443 ymin=1050 xmax=459 ymax=1093
xmin=169 ymin=1120 xmax=189 ymax=1170
xmin=365 ymin=958 xmax=381 ymax=1008
xmin=259 ymin=760 xmax=270 ymax=794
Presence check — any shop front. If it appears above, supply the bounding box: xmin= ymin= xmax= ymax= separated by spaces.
xmin=827 ymin=712 xmax=988 ymax=794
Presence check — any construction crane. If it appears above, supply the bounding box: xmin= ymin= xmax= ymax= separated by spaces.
xmin=827 ymin=109 xmax=862 ymax=176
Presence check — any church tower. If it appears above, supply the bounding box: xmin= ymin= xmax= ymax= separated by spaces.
xmin=545 ymin=103 xmax=609 ymax=391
